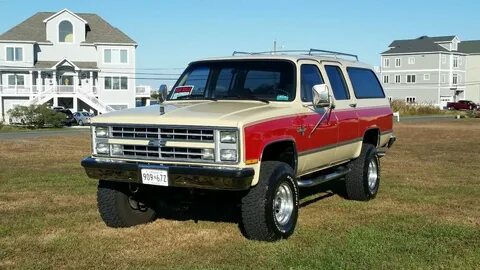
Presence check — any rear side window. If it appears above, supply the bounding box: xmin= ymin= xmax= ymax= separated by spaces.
xmin=347 ymin=67 xmax=385 ymax=99
xmin=301 ymin=65 xmax=324 ymax=102
xmin=325 ymin=65 xmax=350 ymax=100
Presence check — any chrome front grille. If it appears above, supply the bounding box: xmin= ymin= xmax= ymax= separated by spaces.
xmin=111 ymin=126 xmax=214 ymax=142
xmin=121 ymin=145 xmax=203 ymax=160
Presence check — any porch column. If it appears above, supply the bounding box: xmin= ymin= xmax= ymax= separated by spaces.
xmin=52 ymin=71 xmax=57 ymax=88
xmin=53 ymin=96 xmax=58 ymax=107
xmin=29 ymin=71 xmax=33 ymax=94
xmin=90 ymin=71 xmax=93 ymax=93
xmin=73 ymin=97 xmax=78 ymax=112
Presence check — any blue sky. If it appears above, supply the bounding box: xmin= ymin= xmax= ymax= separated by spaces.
xmin=1 ymin=0 xmax=479 ymax=87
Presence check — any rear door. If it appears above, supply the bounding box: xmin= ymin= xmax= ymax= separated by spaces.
xmin=322 ymin=62 xmax=360 ymax=163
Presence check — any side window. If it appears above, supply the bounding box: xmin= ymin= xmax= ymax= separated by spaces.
xmin=325 ymin=65 xmax=350 ymax=100
xmin=300 ymin=64 xmax=324 ymax=102
xmin=347 ymin=67 xmax=385 ymax=99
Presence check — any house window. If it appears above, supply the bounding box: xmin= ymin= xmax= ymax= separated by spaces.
xmin=395 ymin=74 xmax=401 ymax=84
xmin=104 ymin=76 xmax=128 ymax=90
xmin=395 ymin=58 xmax=401 ymax=67
xmin=405 ymin=96 xmax=416 ymax=104
xmin=408 ymin=57 xmax=415 ymax=64
xmin=406 ymin=74 xmax=416 ymax=84
xmin=7 ymin=74 xmax=25 ymax=86
xmin=104 ymin=49 xmax=128 ymax=64
xmin=383 ymin=75 xmax=389 ymax=84
xmin=383 ymin=58 xmax=390 ymax=68
xmin=452 ymin=74 xmax=458 ymax=85
xmin=424 ymin=74 xmax=430 ymax=80
xmin=59 ymin=20 xmax=73 ymax=42
xmin=6 ymin=47 xmax=23 ymax=62
xmin=453 ymin=56 xmax=458 ymax=68
xmin=442 ymin=55 xmax=447 ymax=64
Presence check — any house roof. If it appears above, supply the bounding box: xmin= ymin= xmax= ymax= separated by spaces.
xmin=34 ymin=61 xmax=98 ymax=70
xmin=383 ymin=36 xmax=452 ymax=54
xmin=0 ymin=11 xmax=136 ymax=44
xmin=458 ymin=40 xmax=480 ymax=54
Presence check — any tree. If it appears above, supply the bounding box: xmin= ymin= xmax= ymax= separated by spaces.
xmin=7 ymin=104 xmax=66 ymax=128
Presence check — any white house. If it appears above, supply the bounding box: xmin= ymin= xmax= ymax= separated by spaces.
xmin=0 ymin=9 xmax=141 ymax=123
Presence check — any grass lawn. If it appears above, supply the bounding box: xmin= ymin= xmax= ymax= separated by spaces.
xmin=0 ymin=126 xmax=66 ymax=133
xmin=0 ymin=120 xmax=479 ymax=269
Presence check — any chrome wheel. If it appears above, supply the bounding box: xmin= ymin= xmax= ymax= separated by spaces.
xmin=273 ymin=182 xmax=294 ymax=226
xmin=367 ymin=158 xmax=379 ymax=191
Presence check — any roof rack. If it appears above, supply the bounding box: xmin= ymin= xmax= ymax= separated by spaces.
xmin=232 ymin=48 xmax=359 ymax=61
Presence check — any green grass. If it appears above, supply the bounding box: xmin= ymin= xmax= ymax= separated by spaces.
xmin=0 ymin=120 xmax=479 ymax=269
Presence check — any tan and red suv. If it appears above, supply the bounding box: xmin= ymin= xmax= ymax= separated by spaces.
xmin=81 ymin=49 xmax=396 ymax=241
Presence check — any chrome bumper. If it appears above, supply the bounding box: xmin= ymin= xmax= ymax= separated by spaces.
xmin=81 ymin=157 xmax=254 ymax=191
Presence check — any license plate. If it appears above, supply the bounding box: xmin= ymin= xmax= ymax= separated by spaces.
xmin=141 ymin=169 xmax=168 ymax=186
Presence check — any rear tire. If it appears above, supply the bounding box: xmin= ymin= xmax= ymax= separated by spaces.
xmin=78 ymin=120 xmax=84 ymax=126
xmin=241 ymin=161 xmax=299 ymax=241
xmin=97 ymin=180 xmax=157 ymax=227
xmin=345 ymin=143 xmax=380 ymax=201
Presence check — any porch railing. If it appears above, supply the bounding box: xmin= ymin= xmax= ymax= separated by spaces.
xmin=0 ymin=85 xmax=99 ymax=95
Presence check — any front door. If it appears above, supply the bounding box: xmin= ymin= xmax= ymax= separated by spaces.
xmin=297 ymin=60 xmax=339 ymax=175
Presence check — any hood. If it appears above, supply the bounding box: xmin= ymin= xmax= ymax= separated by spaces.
xmin=92 ymin=100 xmax=284 ymax=127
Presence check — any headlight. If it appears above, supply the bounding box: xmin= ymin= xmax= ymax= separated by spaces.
xmin=111 ymin=144 xmax=123 ymax=155
xmin=202 ymin=148 xmax=214 ymax=160
xmin=220 ymin=149 xmax=237 ymax=161
xmin=95 ymin=126 xmax=108 ymax=137
xmin=96 ymin=143 xmax=109 ymax=155
xmin=220 ymin=131 xmax=237 ymax=143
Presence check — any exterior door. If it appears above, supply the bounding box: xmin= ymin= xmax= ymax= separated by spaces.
xmin=322 ymin=63 xmax=360 ymax=163
xmin=297 ymin=60 xmax=339 ymax=175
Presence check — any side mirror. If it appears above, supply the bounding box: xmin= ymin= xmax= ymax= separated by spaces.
xmin=312 ymin=84 xmax=332 ymax=108
xmin=158 ymin=84 xmax=168 ymax=103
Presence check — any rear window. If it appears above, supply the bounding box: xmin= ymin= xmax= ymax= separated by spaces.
xmin=347 ymin=67 xmax=385 ymax=99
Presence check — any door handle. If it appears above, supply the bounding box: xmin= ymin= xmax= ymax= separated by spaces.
xmin=349 ymin=103 xmax=357 ymax=108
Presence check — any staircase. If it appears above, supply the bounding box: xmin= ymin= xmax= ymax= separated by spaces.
xmin=28 ymin=86 xmax=114 ymax=114
xmin=76 ymin=90 xmax=114 ymax=113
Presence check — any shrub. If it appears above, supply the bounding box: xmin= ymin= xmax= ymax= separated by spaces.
xmin=7 ymin=104 xmax=66 ymax=128
xmin=390 ymin=100 xmax=443 ymax=116
xmin=0 ymin=120 xmax=4 ymax=130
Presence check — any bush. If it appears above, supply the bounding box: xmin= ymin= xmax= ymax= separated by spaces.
xmin=390 ymin=100 xmax=443 ymax=116
xmin=7 ymin=104 xmax=66 ymax=128
xmin=0 ymin=120 xmax=4 ymax=130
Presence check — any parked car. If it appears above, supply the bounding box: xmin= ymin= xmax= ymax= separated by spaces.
xmin=81 ymin=50 xmax=396 ymax=241
xmin=53 ymin=108 xmax=75 ymax=126
xmin=73 ymin=112 xmax=92 ymax=126
xmin=446 ymin=100 xmax=479 ymax=110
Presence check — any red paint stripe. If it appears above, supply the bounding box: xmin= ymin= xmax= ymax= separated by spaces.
xmin=244 ymin=106 xmax=393 ymax=160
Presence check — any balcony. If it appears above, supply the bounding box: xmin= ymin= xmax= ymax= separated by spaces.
xmin=0 ymin=85 xmax=98 ymax=95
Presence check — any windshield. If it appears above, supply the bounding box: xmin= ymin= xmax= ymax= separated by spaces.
xmin=168 ymin=60 xmax=296 ymax=102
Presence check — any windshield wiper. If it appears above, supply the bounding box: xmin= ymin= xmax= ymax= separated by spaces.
xmin=217 ymin=95 xmax=269 ymax=104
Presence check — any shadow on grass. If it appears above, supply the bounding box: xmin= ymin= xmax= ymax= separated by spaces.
xmin=152 ymin=179 xmax=347 ymax=226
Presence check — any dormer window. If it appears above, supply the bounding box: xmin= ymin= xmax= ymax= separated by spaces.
xmin=59 ymin=20 xmax=73 ymax=43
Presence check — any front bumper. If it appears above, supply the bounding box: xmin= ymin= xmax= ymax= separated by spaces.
xmin=81 ymin=157 xmax=254 ymax=191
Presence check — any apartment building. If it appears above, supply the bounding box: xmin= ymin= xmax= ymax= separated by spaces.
xmin=380 ymin=35 xmax=470 ymax=107
xmin=0 ymin=9 xmax=141 ymax=123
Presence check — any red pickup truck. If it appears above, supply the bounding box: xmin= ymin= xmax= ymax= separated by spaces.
xmin=446 ymin=100 xmax=479 ymax=110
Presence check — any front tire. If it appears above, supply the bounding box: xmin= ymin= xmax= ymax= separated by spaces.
xmin=345 ymin=143 xmax=380 ymax=201
xmin=241 ymin=161 xmax=299 ymax=241
xmin=97 ymin=180 xmax=157 ymax=227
